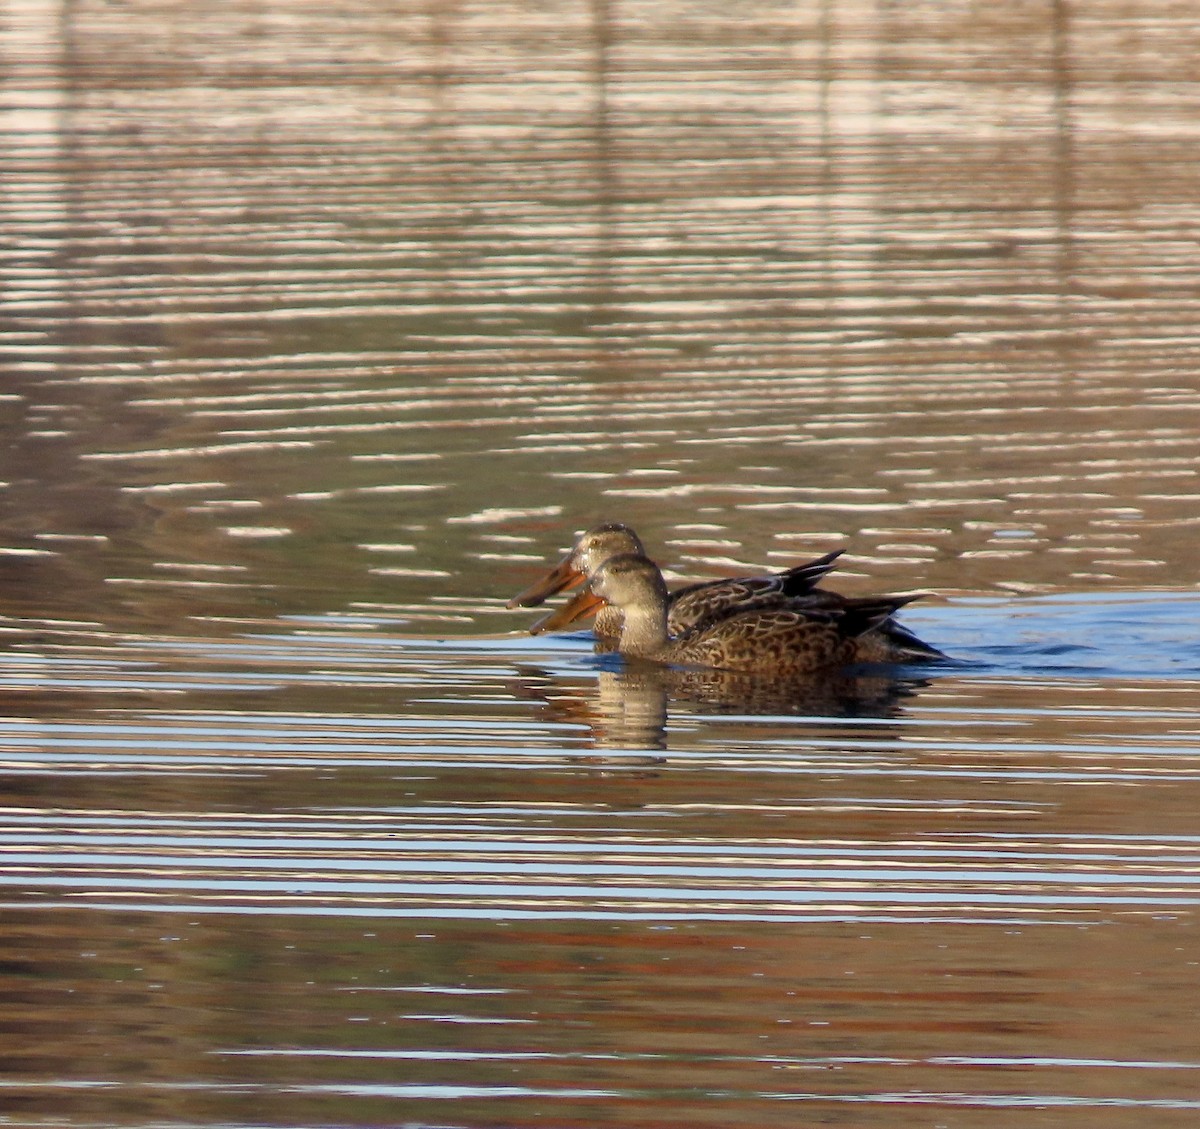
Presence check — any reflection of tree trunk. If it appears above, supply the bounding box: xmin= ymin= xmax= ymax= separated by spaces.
xmin=1 ymin=0 xmax=69 ymax=356
xmin=814 ymin=0 xmax=875 ymax=393
xmin=589 ymin=0 xmax=615 ymax=367
xmin=0 ymin=1 xmax=72 ymax=526
xmin=815 ymin=0 xmax=836 ymax=385
xmin=424 ymin=0 xmax=464 ymax=314
xmin=0 ymin=2 xmax=160 ymax=610
xmin=1050 ymin=0 xmax=1077 ymax=385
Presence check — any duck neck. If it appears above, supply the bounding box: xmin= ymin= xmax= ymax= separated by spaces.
xmin=617 ymin=601 xmax=670 ymax=656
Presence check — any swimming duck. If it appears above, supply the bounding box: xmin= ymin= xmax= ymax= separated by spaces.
xmin=507 ymin=521 xmax=845 ymax=639
xmin=532 ymin=553 xmax=941 ymax=674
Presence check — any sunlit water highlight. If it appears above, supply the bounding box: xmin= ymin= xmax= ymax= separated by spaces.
xmin=5 ymin=1 xmax=1200 ymax=1126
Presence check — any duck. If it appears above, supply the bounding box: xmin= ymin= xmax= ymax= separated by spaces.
xmin=531 ymin=552 xmax=942 ymax=674
xmin=507 ymin=521 xmax=846 ymax=640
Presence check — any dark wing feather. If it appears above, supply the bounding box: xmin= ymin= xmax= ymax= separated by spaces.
xmin=666 ymin=549 xmax=845 ymax=633
xmin=776 ymin=549 xmax=846 ymax=596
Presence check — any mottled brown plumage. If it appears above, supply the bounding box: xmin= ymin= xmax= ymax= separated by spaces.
xmin=534 ymin=553 xmax=940 ymax=674
xmin=507 ymin=521 xmax=844 ymax=639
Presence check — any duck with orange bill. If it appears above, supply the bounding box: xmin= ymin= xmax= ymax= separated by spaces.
xmin=530 ymin=551 xmax=943 ymax=674
xmin=508 ymin=521 xmax=847 ymax=641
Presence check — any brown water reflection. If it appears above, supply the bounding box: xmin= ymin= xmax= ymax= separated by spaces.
xmin=4 ymin=911 xmax=1200 ymax=1127
xmin=3 ymin=609 xmax=1200 ymax=1126
xmin=5 ymin=1 xmax=1200 ymax=1126
xmin=3 ymin=0 xmax=1200 ymax=635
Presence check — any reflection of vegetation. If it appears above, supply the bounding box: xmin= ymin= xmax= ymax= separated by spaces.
xmin=7 ymin=7 xmax=1200 ymax=1128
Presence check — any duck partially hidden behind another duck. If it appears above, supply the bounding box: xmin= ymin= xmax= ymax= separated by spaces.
xmin=508 ymin=521 xmax=845 ymax=640
xmin=533 ymin=553 xmax=940 ymax=675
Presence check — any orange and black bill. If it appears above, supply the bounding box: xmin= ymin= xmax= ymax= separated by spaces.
xmin=506 ymin=556 xmax=586 ymax=609
xmin=529 ymin=588 xmax=607 ymax=635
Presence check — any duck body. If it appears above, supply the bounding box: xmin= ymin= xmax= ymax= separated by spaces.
xmin=662 ymin=598 xmax=921 ymax=674
xmin=536 ymin=553 xmax=942 ymax=675
xmin=508 ymin=521 xmax=845 ymax=641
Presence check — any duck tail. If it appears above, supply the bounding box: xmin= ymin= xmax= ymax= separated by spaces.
xmin=878 ymin=619 xmax=947 ymax=660
xmin=777 ymin=548 xmax=845 ymax=597
xmin=838 ymin=593 xmax=924 ymax=637
xmin=840 ymin=592 xmax=946 ymax=660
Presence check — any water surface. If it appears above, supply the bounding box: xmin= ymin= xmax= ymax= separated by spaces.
xmin=2 ymin=1 xmax=1200 ymax=1126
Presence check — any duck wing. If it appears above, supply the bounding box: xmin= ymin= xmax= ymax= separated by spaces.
xmin=667 ymin=594 xmax=924 ymax=675
xmin=666 ymin=549 xmax=845 ymax=633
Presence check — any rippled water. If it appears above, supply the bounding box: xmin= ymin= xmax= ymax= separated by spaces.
xmin=4 ymin=1 xmax=1200 ymax=1126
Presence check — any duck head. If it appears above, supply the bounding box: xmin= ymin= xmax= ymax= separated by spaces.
xmin=507 ymin=522 xmax=647 ymax=608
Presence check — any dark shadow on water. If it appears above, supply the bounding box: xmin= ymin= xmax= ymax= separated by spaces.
xmin=643 ymin=660 xmax=933 ymax=718
xmin=510 ymin=651 xmax=939 ymax=750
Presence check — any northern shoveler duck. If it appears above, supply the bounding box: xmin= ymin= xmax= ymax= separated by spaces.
xmin=507 ymin=521 xmax=845 ymax=640
xmin=531 ymin=552 xmax=942 ymax=674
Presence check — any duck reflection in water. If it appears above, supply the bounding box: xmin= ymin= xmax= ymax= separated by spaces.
xmin=513 ymin=660 xmax=929 ymax=752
